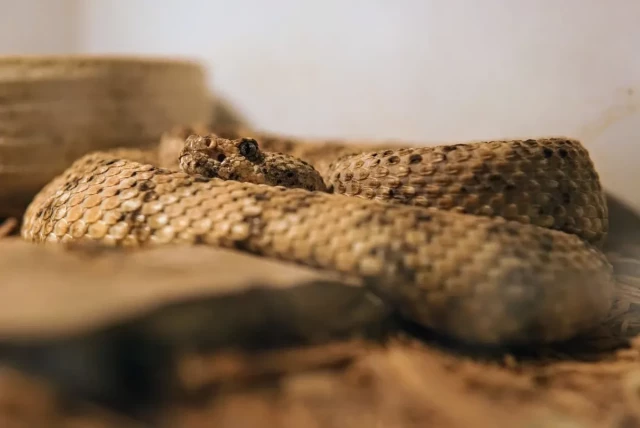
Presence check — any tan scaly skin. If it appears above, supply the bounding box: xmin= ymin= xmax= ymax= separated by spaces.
xmin=20 ymin=132 xmax=614 ymax=347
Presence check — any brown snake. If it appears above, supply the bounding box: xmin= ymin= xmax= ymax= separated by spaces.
xmin=19 ymin=129 xmax=614 ymax=347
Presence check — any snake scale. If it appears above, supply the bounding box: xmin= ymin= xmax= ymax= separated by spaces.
xmin=19 ymin=128 xmax=614 ymax=347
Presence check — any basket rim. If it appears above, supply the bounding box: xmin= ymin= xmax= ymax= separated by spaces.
xmin=0 ymin=54 xmax=206 ymax=68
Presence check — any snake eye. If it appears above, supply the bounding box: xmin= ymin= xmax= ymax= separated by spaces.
xmin=238 ymin=138 xmax=259 ymax=160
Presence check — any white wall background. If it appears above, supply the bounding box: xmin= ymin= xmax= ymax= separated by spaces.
xmin=0 ymin=1 xmax=77 ymax=53
xmin=1 ymin=0 xmax=639 ymax=208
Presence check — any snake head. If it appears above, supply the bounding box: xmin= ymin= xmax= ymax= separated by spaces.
xmin=179 ymin=134 xmax=327 ymax=191
xmin=179 ymin=134 xmax=259 ymax=178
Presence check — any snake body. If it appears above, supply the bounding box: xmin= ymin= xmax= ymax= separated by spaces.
xmin=20 ymin=132 xmax=614 ymax=346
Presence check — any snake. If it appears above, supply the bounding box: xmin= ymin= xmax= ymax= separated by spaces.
xmin=19 ymin=127 xmax=614 ymax=347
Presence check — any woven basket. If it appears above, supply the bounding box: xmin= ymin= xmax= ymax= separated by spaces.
xmin=0 ymin=55 xmax=212 ymax=218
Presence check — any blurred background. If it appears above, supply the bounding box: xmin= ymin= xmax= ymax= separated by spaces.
xmin=1 ymin=0 xmax=638 ymax=209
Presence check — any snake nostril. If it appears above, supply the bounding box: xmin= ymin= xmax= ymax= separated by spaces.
xmin=217 ymin=154 xmax=226 ymax=162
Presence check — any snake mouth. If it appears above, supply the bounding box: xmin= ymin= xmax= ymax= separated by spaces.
xmin=216 ymin=157 xmax=268 ymax=185
xmin=197 ymin=141 xmax=228 ymax=164
xmin=201 ymin=151 xmax=227 ymax=173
